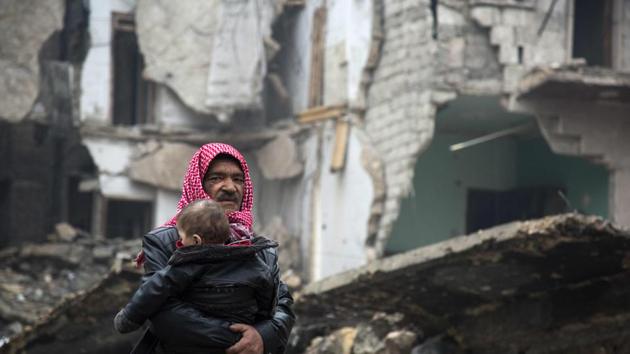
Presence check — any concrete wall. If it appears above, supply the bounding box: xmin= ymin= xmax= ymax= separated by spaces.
xmin=154 ymin=189 xmax=179 ymax=226
xmin=620 ymin=0 xmax=630 ymax=71
xmin=363 ymin=0 xmax=438 ymax=257
xmin=83 ymin=137 xmax=154 ymax=200
xmin=266 ymin=0 xmax=376 ymax=280
xmin=315 ymin=123 xmax=374 ymax=279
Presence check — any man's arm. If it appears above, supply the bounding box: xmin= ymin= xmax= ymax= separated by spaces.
xmin=122 ymin=263 xmax=200 ymax=326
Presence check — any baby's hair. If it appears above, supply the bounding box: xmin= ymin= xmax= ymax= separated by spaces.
xmin=176 ymin=199 xmax=230 ymax=244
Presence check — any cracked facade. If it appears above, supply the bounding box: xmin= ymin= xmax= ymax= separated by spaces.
xmin=1 ymin=0 xmax=630 ymax=297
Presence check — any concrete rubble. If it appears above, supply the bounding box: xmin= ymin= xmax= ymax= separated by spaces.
xmin=289 ymin=214 xmax=630 ymax=354
xmin=515 ymin=65 xmax=630 ymax=103
xmin=0 ymin=224 xmax=143 ymax=353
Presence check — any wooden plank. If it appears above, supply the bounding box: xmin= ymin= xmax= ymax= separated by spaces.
xmin=330 ymin=119 xmax=350 ymax=172
xmin=298 ymin=104 xmax=345 ymax=124
xmin=308 ymin=6 xmax=327 ymax=108
xmin=284 ymin=0 xmax=306 ymax=7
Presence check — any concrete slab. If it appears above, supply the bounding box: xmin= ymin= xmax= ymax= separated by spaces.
xmin=294 ymin=214 xmax=630 ymax=352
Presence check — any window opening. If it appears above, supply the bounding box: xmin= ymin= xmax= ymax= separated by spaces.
xmin=572 ymin=0 xmax=613 ymax=67
xmin=112 ymin=12 xmax=155 ymax=126
xmin=105 ymin=199 xmax=153 ymax=239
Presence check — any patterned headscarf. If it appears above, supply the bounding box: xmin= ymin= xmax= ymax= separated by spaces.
xmin=135 ymin=143 xmax=254 ymax=266
xmin=163 ymin=142 xmax=254 ymax=229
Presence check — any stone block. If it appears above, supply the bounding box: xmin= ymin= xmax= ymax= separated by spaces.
xmin=438 ymin=5 xmax=466 ymax=26
xmin=255 ymin=133 xmax=303 ymax=180
xmin=501 ymin=8 xmax=532 ymax=27
xmin=470 ymin=6 xmax=501 ymax=28
xmin=384 ymin=330 xmax=418 ymax=354
xmin=498 ymin=44 xmax=518 ymax=64
xmin=490 ymin=25 xmax=514 ymax=46
xmin=503 ymin=64 xmax=527 ymax=93
xmin=54 ymin=223 xmax=79 ymax=242
xmin=447 ymin=37 xmax=466 ymax=68
xmin=514 ymin=25 xmax=535 ymax=45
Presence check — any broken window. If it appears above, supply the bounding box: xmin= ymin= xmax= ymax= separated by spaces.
xmin=111 ymin=12 xmax=155 ymax=126
xmin=466 ymin=187 xmax=566 ymax=234
xmin=572 ymin=0 xmax=613 ymax=67
xmin=105 ymin=199 xmax=153 ymax=239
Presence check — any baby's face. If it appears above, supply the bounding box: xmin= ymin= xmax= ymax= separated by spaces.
xmin=177 ymin=228 xmax=197 ymax=247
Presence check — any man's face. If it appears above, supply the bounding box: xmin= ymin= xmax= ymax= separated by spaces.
xmin=203 ymin=157 xmax=244 ymax=213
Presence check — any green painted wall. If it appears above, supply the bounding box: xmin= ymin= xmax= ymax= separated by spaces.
xmin=386 ymin=134 xmax=517 ymax=253
xmin=385 ymin=135 xmax=609 ymax=254
xmin=515 ymin=138 xmax=608 ymax=218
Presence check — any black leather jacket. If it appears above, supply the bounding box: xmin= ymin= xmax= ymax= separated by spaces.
xmin=132 ymin=227 xmax=295 ymax=354
xmin=124 ymin=237 xmax=279 ymax=330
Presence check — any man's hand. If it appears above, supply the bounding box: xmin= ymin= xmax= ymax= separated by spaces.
xmin=226 ymin=324 xmax=264 ymax=354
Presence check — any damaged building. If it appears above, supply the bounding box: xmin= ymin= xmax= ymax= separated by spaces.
xmin=1 ymin=0 xmax=630 ymax=352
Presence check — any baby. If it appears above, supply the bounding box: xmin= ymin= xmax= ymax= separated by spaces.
xmin=114 ymin=199 xmax=278 ymax=349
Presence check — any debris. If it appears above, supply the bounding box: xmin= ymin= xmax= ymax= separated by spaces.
xmin=128 ymin=142 xmax=198 ymax=191
xmin=53 ymin=223 xmax=79 ymax=242
xmin=384 ymin=330 xmax=418 ymax=354
xmin=305 ymin=327 xmax=356 ymax=354
xmin=255 ymin=134 xmax=303 ymax=180
xmin=260 ymin=216 xmax=302 ymax=272
xmin=268 ymin=73 xmax=290 ymax=102
xmin=135 ymin=0 xmax=282 ymax=117
xmin=0 ymin=237 xmax=141 ymax=351
xmin=290 ymin=214 xmax=630 ymax=353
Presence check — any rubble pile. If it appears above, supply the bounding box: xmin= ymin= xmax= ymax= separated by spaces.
xmin=289 ymin=214 xmax=630 ymax=354
xmin=0 ymin=224 xmax=143 ymax=353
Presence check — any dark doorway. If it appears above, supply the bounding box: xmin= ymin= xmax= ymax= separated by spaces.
xmin=0 ymin=180 xmax=10 ymax=247
xmin=466 ymin=186 xmax=567 ymax=233
xmin=111 ymin=12 xmax=155 ymax=126
xmin=105 ymin=199 xmax=153 ymax=239
xmin=66 ymin=176 xmax=93 ymax=233
xmin=572 ymin=0 xmax=613 ymax=67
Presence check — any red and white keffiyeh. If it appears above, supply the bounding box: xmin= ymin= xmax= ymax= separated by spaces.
xmin=135 ymin=143 xmax=254 ymax=266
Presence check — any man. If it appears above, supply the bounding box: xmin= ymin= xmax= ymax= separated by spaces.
xmin=132 ymin=143 xmax=295 ymax=354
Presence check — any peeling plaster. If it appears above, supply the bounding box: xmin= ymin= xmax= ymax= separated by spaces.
xmin=135 ymin=0 xmax=282 ymax=118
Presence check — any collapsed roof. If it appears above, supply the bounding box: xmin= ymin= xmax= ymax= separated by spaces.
xmin=292 ymin=214 xmax=630 ymax=353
